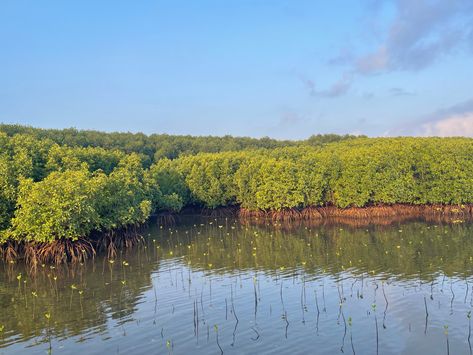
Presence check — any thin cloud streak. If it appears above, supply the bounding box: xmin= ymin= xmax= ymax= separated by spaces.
xmin=389 ymin=87 xmax=415 ymax=97
xmin=298 ymin=72 xmax=353 ymax=98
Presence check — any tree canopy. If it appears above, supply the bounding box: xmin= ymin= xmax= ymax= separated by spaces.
xmin=1 ymin=125 xmax=472 ymax=246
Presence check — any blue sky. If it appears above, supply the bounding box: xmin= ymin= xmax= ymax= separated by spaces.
xmin=1 ymin=0 xmax=473 ymax=138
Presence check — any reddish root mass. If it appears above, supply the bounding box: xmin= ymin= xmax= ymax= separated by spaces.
xmin=1 ymin=227 xmax=145 ymax=270
xmin=0 ymin=238 xmax=95 ymax=272
xmin=239 ymin=204 xmax=473 ymax=223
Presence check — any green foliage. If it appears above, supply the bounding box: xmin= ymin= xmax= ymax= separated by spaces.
xmin=0 ymin=132 xmax=53 ymax=235
xmin=306 ymin=133 xmax=364 ymax=146
xmin=179 ymin=153 xmax=244 ymax=208
xmin=145 ymin=158 xmax=189 ymax=212
xmin=158 ymin=193 xmax=184 ymax=213
xmin=2 ymin=125 xmax=473 ymax=245
xmin=9 ymin=155 xmax=152 ymax=242
xmin=46 ymin=145 xmax=124 ymax=174
xmin=0 ymin=124 xmax=355 ymax=162
xmin=234 ymin=156 xmax=312 ymax=210
xmin=10 ymin=169 xmax=101 ymax=242
xmin=0 ymin=155 xmax=16 ymax=233
xmin=234 ymin=155 xmax=265 ymax=209
xmin=8 ymin=134 xmax=53 ymax=181
xmin=167 ymin=137 xmax=473 ymax=210
xmin=94 ymin=154 xmax=152 ymax=230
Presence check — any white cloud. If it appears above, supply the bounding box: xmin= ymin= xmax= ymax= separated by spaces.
xmin=387 ymin=97 xmax=473 ymax=136
xmin=422 ymin=112 xmax=473 ymax=137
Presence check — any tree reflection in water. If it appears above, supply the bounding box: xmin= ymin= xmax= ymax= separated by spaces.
xmin=1 ymin=216 xmax=473 ymax=355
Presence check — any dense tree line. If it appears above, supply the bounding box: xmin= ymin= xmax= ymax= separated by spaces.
xmin=0 ymin=124 xmax=358 ymax=162
xmin=165 ymin=137 xmax=473 ymax=210
xmin=1 ymin=125 xmax=472 ymax=257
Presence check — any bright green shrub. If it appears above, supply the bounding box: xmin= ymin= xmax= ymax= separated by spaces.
xmin=254 ymin=158 xmax=305 ymax=210
xmin=46 ymin=145 xmax=124 ymax=174
xmin=10 ymin=169 xmax=101 ymax=242
xmin=181 ymin=153 xmax=244 ymax=208
xmin=234 ymin=156 xmax=266 ymax=209
xmin=94 ymin=154 xmax=152 ymax=230
xmin=146 ymin=158 xmax=189 ymax=212
xmin=0 ymin=156 xmax=16 ymax=232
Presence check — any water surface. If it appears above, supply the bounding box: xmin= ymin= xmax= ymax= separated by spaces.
xmin=1 ymin=217 xmax=473 ymax=354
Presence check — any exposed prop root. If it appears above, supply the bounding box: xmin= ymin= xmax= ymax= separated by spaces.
xmin=157 ymin=213 xmax=176 ymax=227
xmin=1 ymin=238 xmax=95 ymax=272
xmin=238 ymin=204 xmax=473 ymax=226
xmin=36 ymin=238 xmax=95 ymax=265
xmin=97 ymin=227 xmax=145 ymax=259
xmin=1 ymin=226 xmax=145 ymax=270
xmin=96 ymin=233 xmax=118 ymax=260
xmin=0 ymin=240 xmax=20 ymax=265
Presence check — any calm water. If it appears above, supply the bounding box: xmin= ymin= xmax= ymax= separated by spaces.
xmin=1 ymin=217 xmax=473 ymax=354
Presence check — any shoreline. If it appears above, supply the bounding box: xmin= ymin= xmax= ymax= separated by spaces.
xmin=175 ymin=203 xmax=472 ymax=222
xmin=238 ymin=204 xmax=471 ymax=220
xmin=3 ymin=203 xmax=471 ymax=268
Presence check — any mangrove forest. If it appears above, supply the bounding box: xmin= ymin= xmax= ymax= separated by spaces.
xmin=0 ymin=124 xmax=473 ymax=266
